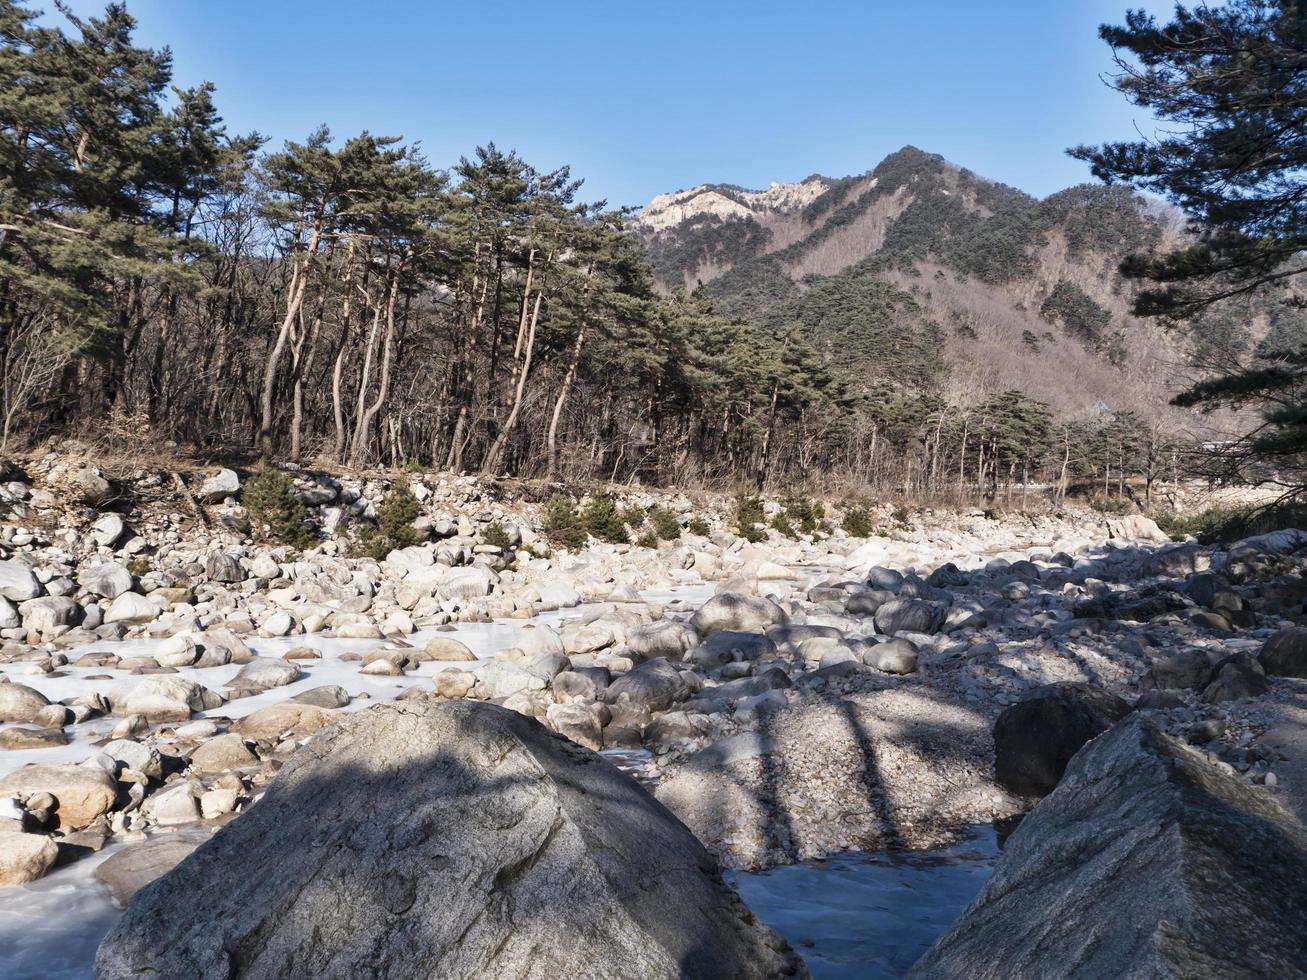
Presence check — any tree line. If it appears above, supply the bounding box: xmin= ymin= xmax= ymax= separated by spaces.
xmin=0 ymin=0 xmax=1235 ymax=502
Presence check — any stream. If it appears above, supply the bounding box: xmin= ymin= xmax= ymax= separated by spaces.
xmin=1 ymin=581 xmax=1000 ymax=977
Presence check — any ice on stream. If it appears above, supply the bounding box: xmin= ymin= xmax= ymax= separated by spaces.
xmin=0 ymin=584 xmax=711 ymax=977
xmin=728 ymin=826 xmax=1002 ymax=979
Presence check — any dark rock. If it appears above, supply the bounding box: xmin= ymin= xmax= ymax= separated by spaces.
xmin=865 ymin=566 xmax=904 ymax=591
xmin=1201 ymin=653 xmax=1269 ymax=703
xmin=925 ymin=563 xmax=966 ymax=589
xmin=993 ymin=682 xmax=1132 ymax=796
xmin=688 ymin=631 xmax=775 ymax=667
xmin=1139 ymin=647 xmax=1223 ymax=691
xmin=95 ymin=701 xmax=805 ymax=980
xmin=1260 ymin=627 xmax=1307 ymax=679
xmin=911 ymin=716 xmax=1307 ymax=980
xmin=874 ymin=598 xmax=945 ymax=636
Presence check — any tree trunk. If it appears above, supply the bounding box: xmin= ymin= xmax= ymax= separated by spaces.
xmin=258 ymin=220 xmax=322 ymax=458
xmin=546 ymin=322 xmax=587 ymax=479
xmin=482 ymin=289 xmax=542 ymax=475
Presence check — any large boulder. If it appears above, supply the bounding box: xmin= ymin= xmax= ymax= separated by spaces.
xmin=104 ymin=591 xmax=158 ymax=625
xmin=993 ymin=682 xmax=1132 ymax=797
xmin=112 ymin=677 xmax=223 ymax=723
xmin=94 ymin=701 xmax=806 ymax=980
xmin=690 ymin=592 xmax=789 ymax=637
xmin=226 ymin=658 xmax=301 ymax=694
xmin=1260 ymin=627 xmax=1307 ymax=679
xmin=231 ymin=702 xmax=335 ymax=741
xmin=1142 ymin=542 xmax=1209 ymax=578
xmin=1106 ymin=514 xmax=1171 ymax=545
xmin=910 ymin=715 xmax=1307 ymax=979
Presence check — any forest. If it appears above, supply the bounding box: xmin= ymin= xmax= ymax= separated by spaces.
xmin=0 ymin=1 xmax=1220 ymax=500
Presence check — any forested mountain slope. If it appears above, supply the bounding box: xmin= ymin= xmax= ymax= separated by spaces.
xmin=631 ymin=147 xmax=1194 ymax=421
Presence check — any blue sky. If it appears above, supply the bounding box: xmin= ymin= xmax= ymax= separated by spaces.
xmin=53 ymin=0 xmax=1177 ymax=208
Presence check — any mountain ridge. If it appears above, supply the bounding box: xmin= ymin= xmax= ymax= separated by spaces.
xmin=628 ymin=146 xmax=1203 ymax=424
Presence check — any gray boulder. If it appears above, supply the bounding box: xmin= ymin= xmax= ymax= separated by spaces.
xmin=0 ymin=560 xmax=41 ymax=601
xmin=691 ymin=592 xmax=789 ymax=636
xmin=94 ymin=701 xmax=805 ymax=980
xmin=205 ymin=552 xmax=246 ymax=583
xmin=19 ymin=595 xmax=82 ymax=630
xmin=911 ymin=715 xmax=1307 ymax=980
xmin=873 ymin=598 xmax=945 ymax=636
xmin=80 ymin=562 xmax=134 ymax=600
xmin=1202 ymin=652 xmax=1269 ymax=703
xmin=993 ymin=682 xmax=1132 ymax=796
xmin=606 ymin=658 xmax=689 ymax=712
xmin=628 ymin=619 xmax=700 ymax=660
xmin=859 ymin=637 xmax=919 ymax=674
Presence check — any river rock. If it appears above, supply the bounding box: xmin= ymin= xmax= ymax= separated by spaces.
xmin=19 ymin=595 xmax=82 ymax=630
xmin=0 ymin=764 xmax=117 ymax=830
xmin=94 ymin=829 xmax=210 ymax=905
xmin=691 ymin=592 xmax=789 ymax=636
xmin=93 ymin=700 xmax=806 ymax=979
xmin=0 ymin=830 xmax=58 ymax=886
xmin=79 ymin=562 xmax=134 ymax=599
xmin=606 ymin=657 xmax=689 ymax=711
xmin=1202 ymin=652 xmax=1269 ymax=703
xmin=1260 ymin=627 xmax=1307 ymax=679
xmin=290 ymin=685 xmax=351 ymax=709
xmin=860 ymin=637 xmax=919 ymax=674
xmin=627 ymin=619 xmax=700 ymax=661
xmin=190 ymin=734 xmax=259 ymax=773
xmin=104 ymin=591 xmax=158 ymax=625
xmin=204 ymin=552 xmax=245 ymax=583
xmin=0 ymin=679 xmax=51 ymax=722
xmin=113 ymin=676 xmax=223 ymax=723
xmin=873 ymin=598 xmax=945 ymax=636
xmin=422 ymin=636 xmax=477 ymax=661
xmin=90 ymin=513 xmax=128 ymax=548
xmin=910 ymin=715 xmax=1307 ymax=980
xmin=0 ymin=560 xmax=41 ymax=602
xmin=993 ymin=682 xmax=1133 ymax=797
xmin=227 ymin=658 xmax=301 ymax=693
xmin=231 ymin=702 xmax=335 ymax=740
xmin=199 ymin=468 xmax=241 ymax=502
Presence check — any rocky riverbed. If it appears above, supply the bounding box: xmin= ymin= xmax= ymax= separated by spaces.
xmin=2 ymin=456 xmax=1307 ymax=976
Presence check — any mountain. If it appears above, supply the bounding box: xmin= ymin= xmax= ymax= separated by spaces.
xmin=629 ymin=147 xmax=1200 ymax=423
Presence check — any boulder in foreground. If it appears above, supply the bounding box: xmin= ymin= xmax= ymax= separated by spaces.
xmin=910 ymin=715 xmax=1307 ymax=979
xmin=95 ymin=700 xmax=806 ymax=980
